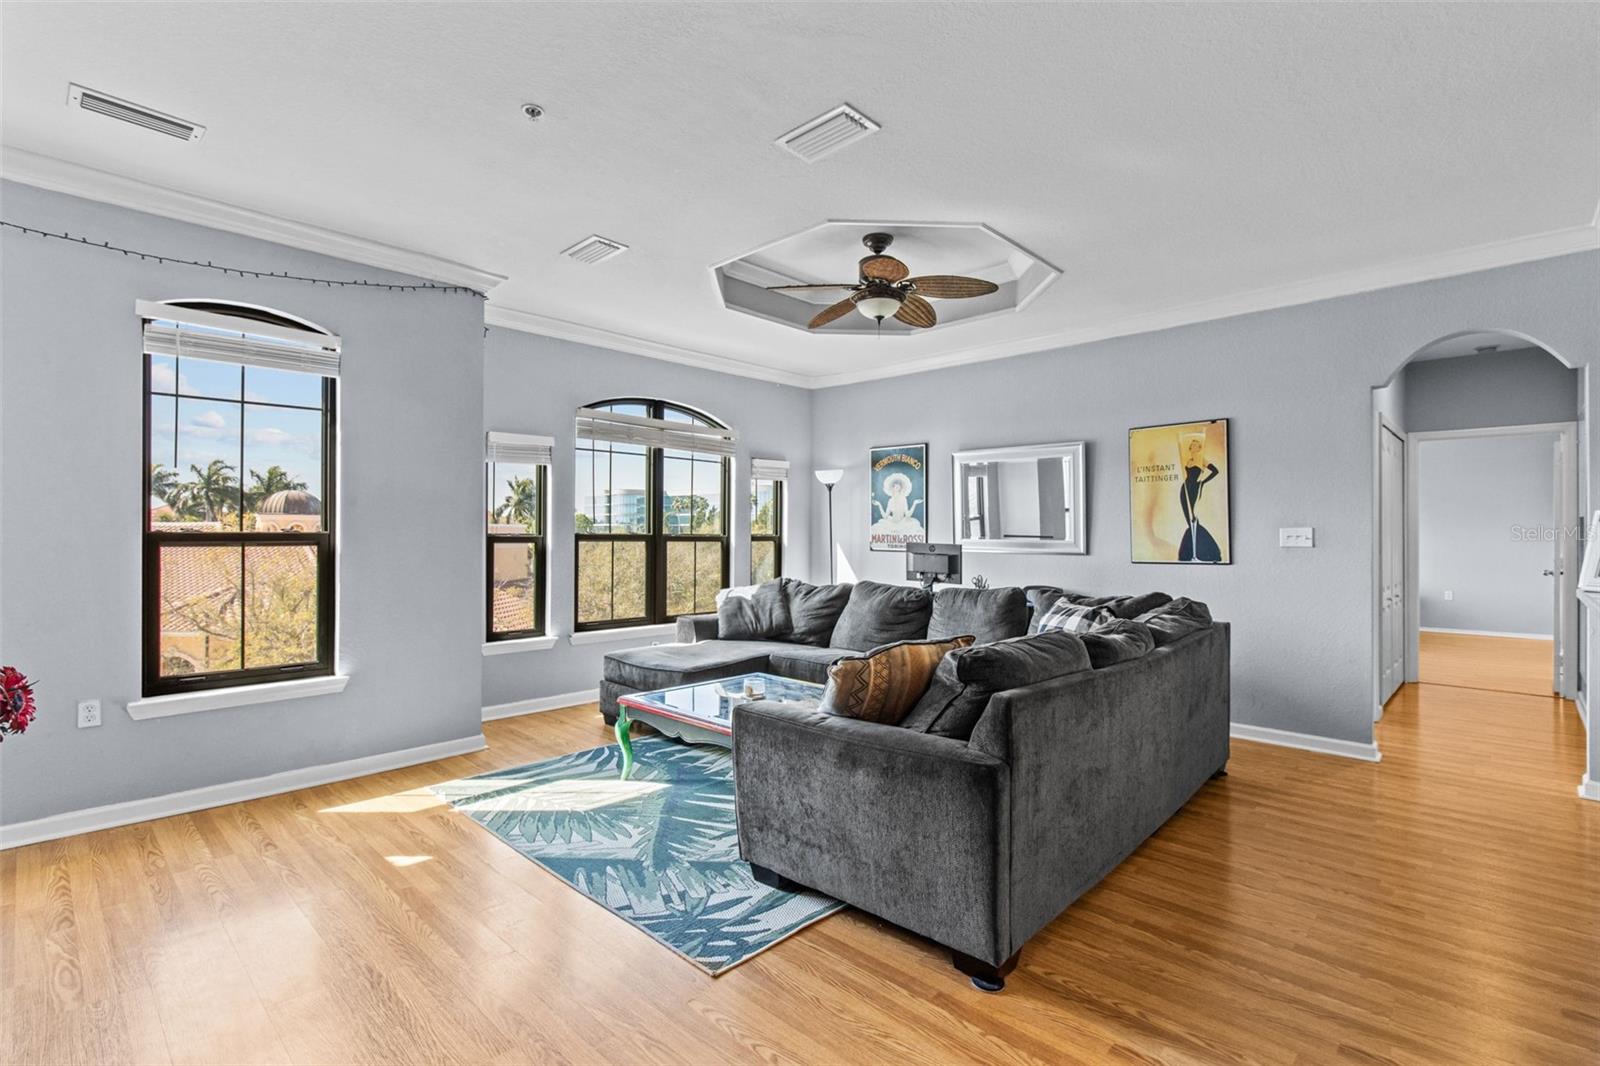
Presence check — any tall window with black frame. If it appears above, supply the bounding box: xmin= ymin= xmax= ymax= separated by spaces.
xmin=142 ymin=301 xmax=338 ymax=696
xmin=575 ymin=399 xmax=733 ymax=630
xmin=486 ymin=432 xmax=552 ymax=641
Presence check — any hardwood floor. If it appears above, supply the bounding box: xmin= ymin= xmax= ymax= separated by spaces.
xmin=1417 ymin=630 xmax=1556 ymax=697
xmin=4 ymin=678 xmax=1596 ymax=1064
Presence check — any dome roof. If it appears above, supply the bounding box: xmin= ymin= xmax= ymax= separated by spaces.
xmin=258 ymin=490 xmax=321 ymax=515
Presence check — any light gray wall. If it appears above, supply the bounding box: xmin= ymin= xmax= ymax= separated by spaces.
xmin=0 ymin=182 xmax=486 ymax=826
xmin=1417 ymin=435 xmax=1557 ymax=635
xmin=481 ymin=328 xmax=813 ymax=709
xmin=811 ymin=250 xmax=1600 ymax=749
xmin=1402 ymin=348 xmax=1579 ymax=432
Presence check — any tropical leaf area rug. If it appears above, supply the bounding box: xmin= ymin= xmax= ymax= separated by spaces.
xmin=429 ymin=736 xmax=844 ymax=975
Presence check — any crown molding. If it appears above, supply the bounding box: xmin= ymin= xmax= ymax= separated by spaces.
xmin=804 ymin=221 xmax=1600 ymax=388
xmin=484 ymin=304 xmax=812 ymax=388
xmin=0 ymin=147 xmax=507 ymax=292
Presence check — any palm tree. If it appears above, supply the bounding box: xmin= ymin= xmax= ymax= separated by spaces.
xmin=150 ymin=464 xmax=180 ymax=504
xmin=245 ymin=465 xmax=306 ymax=510
xmin=183 ymin=459 xmax=238 ymax=525
xmin=495 ymin=476 xmax=539 ymax=532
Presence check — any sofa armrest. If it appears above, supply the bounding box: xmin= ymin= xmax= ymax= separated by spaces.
xmin=967 ymin=622 xmax=1230 ymax=956
xmin=731 ymin=700 xmax=1011 ymax=963
xmin=675 ymin=613 xmax=718 ymax=643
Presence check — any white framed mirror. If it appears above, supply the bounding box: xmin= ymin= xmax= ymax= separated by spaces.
xmin=952 ymin=441 xmax=1087 ymax=554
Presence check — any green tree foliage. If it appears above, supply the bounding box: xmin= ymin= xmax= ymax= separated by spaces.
xmin=245 ymin=465 xmax=307 ymax=510
xmin=494 ymin=476 xmax=540 ymax=533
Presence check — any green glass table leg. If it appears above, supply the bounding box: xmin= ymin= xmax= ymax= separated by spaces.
xmin=615 ymin=706 xmax=634 ymax=780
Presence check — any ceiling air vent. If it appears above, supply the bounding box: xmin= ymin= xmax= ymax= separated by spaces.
xmin=67 ymin=84 xmax=205 ymax=142
xmin=775 ymin=103 xmax=880 ymax=164
xmin=560 ymin=235 xmax=629 ymax=265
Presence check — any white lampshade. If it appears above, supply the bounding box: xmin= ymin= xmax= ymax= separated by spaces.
xmin=856 ymin=295 xmax=901 ymax=321
xmin=814 ymin=468 xmax=844 ymax=487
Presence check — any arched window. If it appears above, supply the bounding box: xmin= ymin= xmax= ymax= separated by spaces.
xmin=141 ymin=299 xmax=338 ymax=695
xmin=575 ymin=399 xmax=732 ymax=629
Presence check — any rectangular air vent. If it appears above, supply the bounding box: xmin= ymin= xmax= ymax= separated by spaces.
xmin=560 ymin=235 xmax=629 ymax=265
xmin=67 ymin=84 xmax=205 ymax=142
xmin=775 ymin=103 xmax=879 ymax=163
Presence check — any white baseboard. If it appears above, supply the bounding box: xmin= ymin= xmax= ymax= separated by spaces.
xmin=1230 ymin=722 xmax=1382 ymax=762
xmin=1577 ymin=690 xmax=1589 ymax=729
xmin=483 ymin=688 xmax=599 ymax=721
xmin=1420 ymin=626 xmax=1553 ymax=640
xmin=1580 ymin=776 xmax=1600 ymax=803
xmin=0 ymin=733 xmax=487 ymax=851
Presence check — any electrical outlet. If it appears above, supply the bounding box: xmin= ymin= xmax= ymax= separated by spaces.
xmin=77 ymin=699 xmax=102 ymax=728
xmin=1444 ymin=590 xmax=1454 ymax=601
xmin=1278 ymin=527 xmax=1314 ymax=548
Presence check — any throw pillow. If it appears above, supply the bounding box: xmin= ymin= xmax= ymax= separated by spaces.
xmin=821 ymin=635 xmax=974 ymax=726
xmin=902 ymin=630 xmax=1092 ymax=739
xmin=716 ymin=580 xmax=792 ymax=640
xmin=1031 ymin=596 xmax=1114 ymax=635
xmin=830 ymin=580 xmax=934 ymax=651
xmin=1137 ymin=597 xmax=1213 ymax=646
xmin=927 ymin=586 xmax=1029 ymax=645
xmin=1079 ymin=618 xmax=1156 ymax=668
xmin=780 ymin=578 xmax=854 ymax=646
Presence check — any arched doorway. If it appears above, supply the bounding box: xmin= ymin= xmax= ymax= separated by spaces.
xmin=1371 ymin=329 xmax=1587 ymax=788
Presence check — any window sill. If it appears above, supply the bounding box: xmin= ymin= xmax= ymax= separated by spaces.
xmin=127 ymin=674 xmax=350 ymax=721
xmin=569 ymin=623 xmax=678 ymax=647
xmin=482 ymin=635 xmax=559 ymax=656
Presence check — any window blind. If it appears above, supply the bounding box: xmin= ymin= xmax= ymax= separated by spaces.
xmin=575 ymin=406 xmax=738 ymax=457
xmin=486 ymin=431 xmax=554 ymax=465
xmin=751 ymin=458 xmax=790 ymax=480
xmin=137 ymin=300 xmax=341 ymax=378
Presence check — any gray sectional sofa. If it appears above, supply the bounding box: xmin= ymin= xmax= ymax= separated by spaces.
xmin=597 ymin=577 xmax=1231 ymax=990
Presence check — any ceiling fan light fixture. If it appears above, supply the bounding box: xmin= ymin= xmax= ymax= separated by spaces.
xmin=856 ymin=294 xmax=901 ymax=321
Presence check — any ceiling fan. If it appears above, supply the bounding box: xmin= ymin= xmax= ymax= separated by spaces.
xmin=766 ymin=233 xmax=1000 ymax=330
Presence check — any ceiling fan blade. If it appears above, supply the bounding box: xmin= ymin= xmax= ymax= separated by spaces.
xmin=907 ymin=275 xmax=999 ymax=299
xmin=860 ymin=255 xmax=909 ymax=282
xmin=894 ymin=294 xmax=937 ymax=329
xmin=766 ymin=283 xmax=858 ymax=292
xmin=809 ymin=295 xmax=860 ymax=329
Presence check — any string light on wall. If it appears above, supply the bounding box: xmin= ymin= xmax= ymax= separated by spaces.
xmin=0 ymin=220 xmax=488 ymax=299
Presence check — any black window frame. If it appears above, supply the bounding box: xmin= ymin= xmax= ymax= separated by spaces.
xmin=574 ymin=398 xmax=730 ymax=632
xmin=750 ymin=476 xmax=784 ymax=584
xmin=141 ymin=303 xmax=337 ymax=697
xmin=486 ymin=461 xmax=548 ymax=642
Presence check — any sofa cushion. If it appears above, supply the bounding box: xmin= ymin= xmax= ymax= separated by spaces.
xmin=767 ymin=645 xmax=854 ymax=685
xmin=1079 ymin=619 xmax=1156 ymax=668
xmin=1137 ymin=597 xmax=1213 ymax=646
xmin=1025 ymin=586 xmax=1173 ymax=625
xmin=902 ymin=630 xmax=1092 ymax=740
xmin=717 ymin=581 xmax=792 ymax=640
xmin=602 ymin=640 xmax=780 ymax=691
xmin=781 ymin=578 xmax=854 ymax=646
xmin=927 ymin=586 xmax=1029 ymax=645
xmin=831 ymin=580 xmax=934 ymax=651
xmin=1031 ymin=597 xmax=1114 ymax=635
xmin=821 ymin=636 xmax=974 ymax=725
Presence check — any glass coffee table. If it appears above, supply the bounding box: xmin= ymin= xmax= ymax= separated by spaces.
xmin=613 ymin=672 xmax=824 ymax=779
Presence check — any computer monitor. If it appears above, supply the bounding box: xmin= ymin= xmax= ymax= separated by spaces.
xmin=906 ymin=542 xmax=962 ymax=590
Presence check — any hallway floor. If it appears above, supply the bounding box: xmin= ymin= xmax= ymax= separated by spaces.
xmin=1417 ymin=629 xmax=1557 ymax=697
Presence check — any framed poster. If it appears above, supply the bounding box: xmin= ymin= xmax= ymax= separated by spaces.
xmin=1129 ymin=419 xmax=1230 ymax=564
xmin=869 ymin=443 xmax=929 ymax=552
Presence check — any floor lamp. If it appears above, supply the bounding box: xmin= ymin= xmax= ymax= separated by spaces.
xmin=814 ymin=468 xmax=844 ymax=583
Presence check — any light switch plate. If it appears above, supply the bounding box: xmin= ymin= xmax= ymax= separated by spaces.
xmin=1279 ymin=527 xmax=1314 ymax=548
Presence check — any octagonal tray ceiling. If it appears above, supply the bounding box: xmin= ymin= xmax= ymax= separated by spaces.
xmin=715 ymin=221 xmax=1059 ymax=335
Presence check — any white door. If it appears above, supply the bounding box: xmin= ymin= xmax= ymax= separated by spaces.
xmin=1550 ymin=430 xmax=1578 ymax=698
xmin=1379 ymin=426 xmax=1406 ymax=705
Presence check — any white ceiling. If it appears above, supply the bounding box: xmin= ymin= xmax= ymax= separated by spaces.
xmin=3 ymin=3 xmax=1597 ymax=388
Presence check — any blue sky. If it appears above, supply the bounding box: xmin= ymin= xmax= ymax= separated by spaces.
xmin=149 ymin=355 xmax=324 ymax=502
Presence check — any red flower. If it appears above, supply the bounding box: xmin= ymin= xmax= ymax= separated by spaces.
xmin=0 ymin=667 xmax=38 ymax=740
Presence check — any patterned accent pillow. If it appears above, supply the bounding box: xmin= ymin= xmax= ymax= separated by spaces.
xmin=1030 ymin=596 xmax=1114 ymax=635
xmin=821 ymin=636 xmax=975 ymax=726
